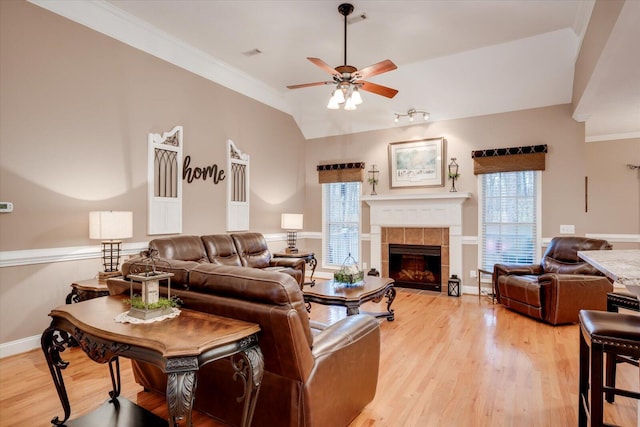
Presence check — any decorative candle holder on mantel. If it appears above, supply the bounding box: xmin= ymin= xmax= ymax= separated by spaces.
xmin=127 ymin=272 xmax=175 ymax=320
xmin=448 ymin=158 xmax=460 ymax=192
xmin=368 ymin=164 xmax=379 ymax=195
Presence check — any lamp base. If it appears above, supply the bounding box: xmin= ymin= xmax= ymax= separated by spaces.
xmin=285 ymin=247 xmax=299 ymax=254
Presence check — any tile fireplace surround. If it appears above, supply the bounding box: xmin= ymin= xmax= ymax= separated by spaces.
xmin=362 ymin=193 xmax=471 ymax=293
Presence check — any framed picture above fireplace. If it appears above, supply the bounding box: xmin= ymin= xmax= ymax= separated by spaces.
xmin=388 ymin=137 xmax=445 ymax=188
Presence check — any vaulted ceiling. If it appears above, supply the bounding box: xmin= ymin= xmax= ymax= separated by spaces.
xmin=32 ymin=0 xmax=640 ymax=141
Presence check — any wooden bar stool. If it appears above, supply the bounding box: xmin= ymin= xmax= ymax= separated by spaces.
xmin=578 ymin=310 xmax=640 ymax=427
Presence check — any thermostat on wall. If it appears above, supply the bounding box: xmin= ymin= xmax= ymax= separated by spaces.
xmin=0 ymin=202 xmax=13 ymax=213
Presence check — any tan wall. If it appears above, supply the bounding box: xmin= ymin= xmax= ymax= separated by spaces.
xmin=305 ymin=105 xmax=640 ymax=283
xmin=0 ymin=1 xmax=305 ymax=344
xmin=585 ymin=138 xmax=640 ymax=233
xmin=0 ymin=1 xmax=306 ymax=252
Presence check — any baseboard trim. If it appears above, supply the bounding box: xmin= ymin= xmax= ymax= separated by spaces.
xmin=0 ymin=334 xmax=41 ymax=359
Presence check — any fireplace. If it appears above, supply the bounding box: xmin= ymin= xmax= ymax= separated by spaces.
xmin=362 ymin=193 xmax=470 ymax=293
xmin=389 ymin=244 xmax=441 ymax=291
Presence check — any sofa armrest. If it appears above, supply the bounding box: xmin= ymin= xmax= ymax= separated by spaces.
xmin=540 ymin=273 xmax=614 ymax=325
xmin=106 ymin=277 xmax=130 ymax=296
xmin=311 ymin=314 xmax=379 ymax=357
xmin=270 ymin=257 xmax=306 ymax=271
xmin=305 ymin=314 xmax=380 ymax=426
xmin=493 ymin=263 xmax=543 ymax=301
xmin=494 ymin=263 xmax=543 ymax=276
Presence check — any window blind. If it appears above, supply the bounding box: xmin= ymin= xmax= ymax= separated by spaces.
xmin=481 ymin=171 xmax=538 ymax=271
xmin=323 ymin=182 xmax=361 ymax=266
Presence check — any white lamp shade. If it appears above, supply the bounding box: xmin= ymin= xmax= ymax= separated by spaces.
xmin=281 ymin=213 xmax=303 ymax=230
xmin=89 ymin=211 xmax=133 ymax=240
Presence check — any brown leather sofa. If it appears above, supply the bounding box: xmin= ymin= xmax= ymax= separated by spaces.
xmin=123 ymin=232 xmax=306 ymax=287
xmin=107 ymin=265 xmax=380 ymax=427
xmin=493 ymin=237 xmax=613 ymax=325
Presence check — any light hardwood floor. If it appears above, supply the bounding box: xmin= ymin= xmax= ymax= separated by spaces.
xmin=0 ymin=289 xmax=637 ymax=426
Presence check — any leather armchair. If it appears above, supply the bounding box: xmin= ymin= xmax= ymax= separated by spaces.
xmin=493 ymin=237 xmax=613 ymax=325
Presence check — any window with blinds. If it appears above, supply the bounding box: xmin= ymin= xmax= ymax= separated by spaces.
xmin=322 ymin=182 xmax=361 ymax=267
xmin=480 ymin=170 xmax=541 ymax=271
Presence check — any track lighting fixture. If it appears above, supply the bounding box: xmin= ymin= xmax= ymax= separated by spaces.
xmin=394 ymin=108 xmax=429 ymax=123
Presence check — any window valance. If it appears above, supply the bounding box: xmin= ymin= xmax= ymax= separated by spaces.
xmin=472 ymin=144 xmax=547 ymax=175
xmin=317 ymin=162 xmax=365 ymax=184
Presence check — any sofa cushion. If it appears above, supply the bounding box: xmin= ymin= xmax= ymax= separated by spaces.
xmin=231 ymin=233 xmax=271 ymax=268
xmin=149 ymin=235 xmax=208 ymax=263
xmin=201 ymin=234 xmax=242 ymax=266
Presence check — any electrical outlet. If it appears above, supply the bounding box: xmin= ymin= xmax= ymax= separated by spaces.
xmin=560 ymin=225 xmax=575 ymax=235
xmin=362 ymin=262 xmax=367 ymax=270
xmin=470 ymin=270 xmax=477 ymax=279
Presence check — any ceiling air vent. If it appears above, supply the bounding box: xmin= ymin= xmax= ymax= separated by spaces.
xmin=242 ymin=48 xmax=262 ymax=57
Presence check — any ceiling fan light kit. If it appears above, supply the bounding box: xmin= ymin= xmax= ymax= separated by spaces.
xmin=287 ymin=3 xmax=398 ymax=111
xmin=394 ymin=108 xmax=430 ymax=123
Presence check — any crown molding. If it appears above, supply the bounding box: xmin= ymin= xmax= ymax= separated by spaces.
xmin=27 ymin=0 xmax=291 ymax=115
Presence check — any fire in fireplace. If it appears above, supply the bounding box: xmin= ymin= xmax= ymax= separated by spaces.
xmin=389 ymin=244 xmax=441 ymax=291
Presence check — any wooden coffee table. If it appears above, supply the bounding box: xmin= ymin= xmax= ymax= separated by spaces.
xmin=303 ymin=276 xmax=396 ymax=321
xmin=41 ymin=296 xmax=263 ymax=427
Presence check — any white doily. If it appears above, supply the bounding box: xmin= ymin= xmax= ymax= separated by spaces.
xmin=115 ymin=308 xmax=181 ymax=324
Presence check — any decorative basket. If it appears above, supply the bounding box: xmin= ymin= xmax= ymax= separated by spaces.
xmin=333 ymin=253 xmax=364 ymax=286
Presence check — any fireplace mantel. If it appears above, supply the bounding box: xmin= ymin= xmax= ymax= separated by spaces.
xmin=363 ymin=192 xmax=471 ymax=289
xmin=362 ymin=192 xmax=471 ymax=204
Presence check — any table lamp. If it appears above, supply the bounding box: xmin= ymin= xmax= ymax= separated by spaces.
xmin=281 ymin=213 xmax=303 ymax=253
xmin=89 ymin=211 xmax=133 ymax=279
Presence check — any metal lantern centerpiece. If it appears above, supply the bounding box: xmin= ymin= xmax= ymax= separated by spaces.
xmin=448 ymin=274 xmax=461 ymax=297
xmin=127 ymin=272 xmax=174 ymax=320
xmin=126 ymin=248 xmax=175 ymax=320
xmin=334 ymin=253 xmax=365 ymax=287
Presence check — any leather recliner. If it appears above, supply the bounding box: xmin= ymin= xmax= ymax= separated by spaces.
xmin=493 ymin=237 xmax=613 ymax=325
xmin=107 ymin=265 xmax=380 ymax=427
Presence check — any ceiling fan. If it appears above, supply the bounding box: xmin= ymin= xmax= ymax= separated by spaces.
xmin=286 ymin=3 xmax=398 ymax=110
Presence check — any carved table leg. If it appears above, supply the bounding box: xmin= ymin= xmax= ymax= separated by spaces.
xmin=108 ymin=357 xmax=121 ymax=400
xmin=231 ymin=341 xmax=264 ymax=427
xmin=41 ymin=327 xmax=74 ymax=426
xmin=65 ymin=288 xmax=79 ymax=304
xmin=346 ymin=304 xmax=360 ymax=316
xmin=384 ymin=286 xmax=396 ymax=321
xmin=307 ymin=256 xmax=318 ymax=286
xmin=166 ymin=357 xmax=198 ymax=427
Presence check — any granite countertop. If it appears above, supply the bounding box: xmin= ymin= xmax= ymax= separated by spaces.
xmin=578 ymin=249 xmax=640 ymax=286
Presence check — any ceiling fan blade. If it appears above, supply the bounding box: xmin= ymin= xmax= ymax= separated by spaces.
xmin=360 ymin=81 xmax=399 ymax=98
xmin=357 ymin=60 xmax=397 ymax=79
xmin=307 ymin=57 xmax=339 ymax=76
xmin=286 ymin=81 xmax=332 ymax=90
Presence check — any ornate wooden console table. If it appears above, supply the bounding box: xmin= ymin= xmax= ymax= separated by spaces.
xmin=41 ymin=296 xmax=263 ymax=427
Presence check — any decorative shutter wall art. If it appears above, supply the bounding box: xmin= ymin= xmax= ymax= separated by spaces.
xmin=227 ymin=140 xmax=250 ymax=231
xmin=147 ymin=125 xmax=183 ymax=235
